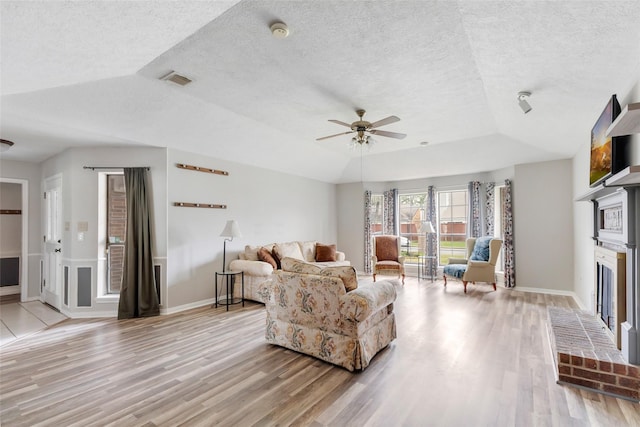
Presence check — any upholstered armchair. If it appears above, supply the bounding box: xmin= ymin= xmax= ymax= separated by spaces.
xmin=443 ymin=237 xmax=502 ymax=293
xmin=372 ymin=235 xmax=405 ymax=284
xmin=264 ymin=258 xmax=397 ymax=371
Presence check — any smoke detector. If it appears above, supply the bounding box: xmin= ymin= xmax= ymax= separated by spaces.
xmin=270 ymin=22 xmax=289 ymax=39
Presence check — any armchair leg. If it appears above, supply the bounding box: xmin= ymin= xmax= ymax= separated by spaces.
xmin=373 ymin=273 xmax=377 ymax=282
xmin=492 ymin=282 xmax=497 ymax=291
xmin=401 ymin=273 xmax=405 ymax=284
xmin=463 ymin=281 xmax=468 ymax=293
xmin=443 ymin=275 xmax=447 ymax=286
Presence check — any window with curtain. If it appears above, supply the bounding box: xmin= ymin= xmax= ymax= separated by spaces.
xmin=437 ymin=189 xmax=468 ymax=265
xmin=370 ymin=194 xmax=383 ymax=236
xmin=398 ymin=193 xmax=427 ymax=264
xmin=106 ymin=174 xmax=126 ymax=295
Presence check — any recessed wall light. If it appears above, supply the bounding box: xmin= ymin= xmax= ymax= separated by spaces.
xmin=270 ymin=22 xmax=289 ymax=39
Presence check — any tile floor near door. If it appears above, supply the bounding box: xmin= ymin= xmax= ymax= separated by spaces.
xmin=0 ymin=301 xmax=67 ymax=346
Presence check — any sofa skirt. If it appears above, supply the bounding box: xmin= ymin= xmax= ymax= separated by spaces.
xmin=264 ymin=312 xmax=396 ymax=371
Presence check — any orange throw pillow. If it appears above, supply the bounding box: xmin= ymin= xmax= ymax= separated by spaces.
xmin=257 ymin=247 xmax=277 ymax=269
xmin=315 ymin=243 xmax=337 ymax=262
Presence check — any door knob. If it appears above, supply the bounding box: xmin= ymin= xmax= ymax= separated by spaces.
xmin=54 ymin=248 xmax=61 ymax=253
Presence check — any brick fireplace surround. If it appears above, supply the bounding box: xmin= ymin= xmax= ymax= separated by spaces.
xmin=548 ymin=307 xmax=639 ymax=401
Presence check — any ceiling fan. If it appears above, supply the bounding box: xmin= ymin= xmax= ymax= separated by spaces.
xmin=316 ymin=109 xmax=406 ymax=145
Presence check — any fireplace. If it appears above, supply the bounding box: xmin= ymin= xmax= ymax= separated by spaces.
xmin=595 ymin=246 xmax=626 ymax=349
xmin=546 ymin=174 xmax=640 ymax=401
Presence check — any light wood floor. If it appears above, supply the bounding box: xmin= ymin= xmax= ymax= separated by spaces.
xmin=1 ymin=277 xmax=638 ymax=426
xmin=0 ymin=301 xmax=67 ymax=346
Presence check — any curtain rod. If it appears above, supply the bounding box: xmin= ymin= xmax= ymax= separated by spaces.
xmin=83 ymin=166 xmax=150 ymax=170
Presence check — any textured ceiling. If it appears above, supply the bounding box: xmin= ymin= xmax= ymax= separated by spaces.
xmin=1 ymin=0 xmax=639 ymax=183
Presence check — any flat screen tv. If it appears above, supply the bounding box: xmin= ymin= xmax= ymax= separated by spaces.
xmin=589 ymin=94 xmax=629 ymax=187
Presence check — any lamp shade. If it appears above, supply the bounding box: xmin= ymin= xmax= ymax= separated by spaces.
xmin=420 ymin=221 xmax=435 ymax=233
xmin=220 ymin=220 xmax=242 ymax=238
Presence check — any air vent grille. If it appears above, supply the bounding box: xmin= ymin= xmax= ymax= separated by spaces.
xmin=159 ymin=71 xmax=192 ymax=86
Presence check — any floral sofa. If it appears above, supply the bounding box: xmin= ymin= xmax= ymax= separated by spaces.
xmin=229 ymin=241 xmax=350 ymax=303
xmin=263 ymin=258 xmax=397 ymax=371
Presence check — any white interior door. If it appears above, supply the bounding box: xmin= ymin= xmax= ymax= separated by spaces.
xmin=42 ymin=175 xmax=62 ymax=309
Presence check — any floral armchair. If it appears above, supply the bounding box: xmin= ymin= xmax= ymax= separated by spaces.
xmin=263 ymin=259 xmax=397 ymax=371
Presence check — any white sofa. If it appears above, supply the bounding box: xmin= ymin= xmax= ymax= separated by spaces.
xmin=229 ymin=241 xmax=350 ymax=303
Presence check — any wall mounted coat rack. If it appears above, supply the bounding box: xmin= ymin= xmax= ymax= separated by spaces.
xmin=176 ymin=163 xmax=228 ymax=176
xmin=173 ymin=202 xmax=227 ymax=209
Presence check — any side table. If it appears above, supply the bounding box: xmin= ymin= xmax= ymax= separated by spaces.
xmin=214 ymin=270 xmax=244 ymax=311
xmin=418 ymin=255 xmax=437 ymax=282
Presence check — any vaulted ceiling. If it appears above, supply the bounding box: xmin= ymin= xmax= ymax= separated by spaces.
xmin=2 ymin=1 xmax=639 ymax=183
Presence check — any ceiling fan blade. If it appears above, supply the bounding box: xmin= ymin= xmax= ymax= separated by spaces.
xmin=369 ymin=129 xmax=407 ymax=139
xmin=328 ymin=119 xmax=353 ymax=128
xmin=369 ymin=115 xmax=400 ymax=128
xmin=316 ymin=131 xmax=354 ymax=141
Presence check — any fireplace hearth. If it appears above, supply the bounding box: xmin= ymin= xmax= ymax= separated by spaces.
xmin=547 ymin=307 xmax=639 ymax=401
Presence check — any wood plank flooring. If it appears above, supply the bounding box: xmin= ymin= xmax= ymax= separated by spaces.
xmin=1 ymin=277 xmax=638 ymax=426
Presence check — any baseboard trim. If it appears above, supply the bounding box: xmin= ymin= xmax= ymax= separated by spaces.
xmin=161 ymin=298 xmax=216 ymax=315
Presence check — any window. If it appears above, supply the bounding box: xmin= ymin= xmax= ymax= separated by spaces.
xmin=438 ymin=189 xmax=468 ymax=265
xmin=106 ymin=174 xmax=126 ymax=294
xmin=398 ymin=193 xmax=427 ymax=263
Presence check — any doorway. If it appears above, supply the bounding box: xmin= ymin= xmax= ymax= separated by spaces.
xmin=42 ymin=174 xmax=62 ymax=309
xmin=0 ymin=179 xmax=28 ymax=302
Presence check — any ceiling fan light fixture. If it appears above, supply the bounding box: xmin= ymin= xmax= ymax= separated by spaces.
xmin=518 ymin=91 xmax=532 ymax=114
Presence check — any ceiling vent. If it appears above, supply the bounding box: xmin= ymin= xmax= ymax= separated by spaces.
xmin=159 ymin=71 xmax=192 ymax=86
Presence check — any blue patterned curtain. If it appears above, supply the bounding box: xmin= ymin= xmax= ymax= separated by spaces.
xmin=364 ymin=190 xmax=372 ymax=274
xmin=383 ymin=189 xmax=397 ymax=235
xmin=468 ymin=181 xmax=482 ymax=238
xmin=485 ymin=182 xmax=495 ymax=236
xmin=426 ymin=186 xmax=437 ymax=278
xmin=503 ymin=180 xmax=515 ymax=288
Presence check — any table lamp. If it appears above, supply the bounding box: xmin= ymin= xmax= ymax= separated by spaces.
xmin=220 ymin=220 xmax=242 ymax=271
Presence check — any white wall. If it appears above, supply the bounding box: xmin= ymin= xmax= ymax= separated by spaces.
xmin=0 ymin=159 xmax=41 ymax=299
xmin=336 ymin=182 xmax=365 ymax=271
xmin=572 ymin=78 xmax=640 ymax=310
xmin=513 ymin=159 xmax=574 ymax=292
xmin=166 ymin=149 xmax=338 ymax=311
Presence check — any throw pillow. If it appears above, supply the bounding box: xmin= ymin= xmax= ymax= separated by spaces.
xmin=375 ymin=236 xmax=399 ymax=261
xmin=273 ymin=242 xmax=304 ymax=261
xmin=315 ymin=243 xmax=337 ymax=262
xmin=243 ymin=245 xmax=262 ymax=261
xmin=470 ymin=236 xmax=492 ymax=261
xmin=298 ymin=241 xmax=317 ymax=262
xmin=280 ymin=257 xmax=323 ymax=275
xmin=321 ymin=266 xmax=358 ymax=292
xmin=257 ymin=247 xmax=278 ymax=269
xmin=270 ymin=248 xmax=281 ymax=269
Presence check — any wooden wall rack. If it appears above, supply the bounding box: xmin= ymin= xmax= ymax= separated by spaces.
xmin=176 ymin=163 xmax=228 ymax=176
xmin=0 ymin=210 xmax=22 ymax=215
xmin=173 ymin=202 xmax=227 ymax=209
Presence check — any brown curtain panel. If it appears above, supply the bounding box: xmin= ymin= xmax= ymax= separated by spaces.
xmin=118 ymin=168 xmax=160 ymax=319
